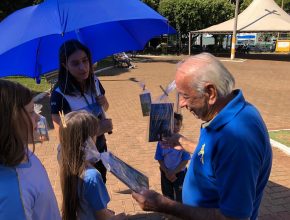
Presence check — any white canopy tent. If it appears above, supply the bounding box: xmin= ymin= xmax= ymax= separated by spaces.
xmin=188 ymin=0 xmax=290 ymax=53
xmin=192 ymin=0 xmax=290 ymax=33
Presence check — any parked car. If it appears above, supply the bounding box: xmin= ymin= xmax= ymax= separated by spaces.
xmin=236 ymin=44 xmax=250 ymax=53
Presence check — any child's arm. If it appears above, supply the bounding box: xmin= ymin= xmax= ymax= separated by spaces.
xmin=155 ymin=142 xmax=167 ymax=174
xmin=95 ymin=209 xmax=126 ymax=220
xmin=162 ymin=134 xmax=197 ymax=154
xmin=172 ymin=160 xmax=189 ymax=175
xmin=158 ymin=160 xmax=168 ymax=174
xmin=158 ymin=160 xmax=177 ymax=182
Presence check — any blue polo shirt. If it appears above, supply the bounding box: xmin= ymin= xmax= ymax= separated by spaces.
xmin=182 ymin=90 xmax=272 ymax=220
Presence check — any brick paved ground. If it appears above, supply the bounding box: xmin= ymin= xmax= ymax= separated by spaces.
xmin=34 ymin=54 xmax=290 ymax=219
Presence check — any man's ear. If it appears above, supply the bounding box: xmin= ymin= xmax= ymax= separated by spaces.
xmin=205 ymin=84 xmax=217 ymax=105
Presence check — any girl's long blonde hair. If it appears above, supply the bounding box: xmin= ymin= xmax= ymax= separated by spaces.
xmin=59 ymin=110 xmax=99 ymax=220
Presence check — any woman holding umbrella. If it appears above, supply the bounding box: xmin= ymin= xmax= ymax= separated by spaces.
xmin=50 ymin=40 xmax=112 ymax=183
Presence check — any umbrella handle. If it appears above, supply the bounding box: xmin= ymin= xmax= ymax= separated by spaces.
xmin=96 ymin=80 xmax=112 ymax=135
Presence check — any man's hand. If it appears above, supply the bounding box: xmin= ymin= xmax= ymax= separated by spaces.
xmin=132 ymin=189 xmax=166 ymax=212
xmin=109 ymin=213 xmax=127 ymax=220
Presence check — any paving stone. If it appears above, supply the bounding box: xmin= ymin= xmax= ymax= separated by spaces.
xmin=34 ymin=55 xmax=290 ymax=219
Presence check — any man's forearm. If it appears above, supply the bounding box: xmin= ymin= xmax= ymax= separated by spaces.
xmin=158 ymin=196 xmax=245 ymax=220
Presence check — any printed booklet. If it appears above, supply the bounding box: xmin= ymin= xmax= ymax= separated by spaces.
xmin=139 ymin=91 xmax=152 ymax=116
xmin=148 ymin=102 xmax=174 ymax=142
xmin=101 ymin=152 xmax=149 ymax=192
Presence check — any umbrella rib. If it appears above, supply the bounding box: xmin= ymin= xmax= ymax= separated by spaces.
xmin=56 ymin=0 xmax=68 ymax=34
xmin=34 ymin=38 xmax=42 ymax=79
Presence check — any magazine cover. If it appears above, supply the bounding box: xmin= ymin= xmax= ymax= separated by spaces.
xmin=148 ymin=102 xmax=174 ymax=142
xmin=139 ymin=92 xmax=152 ymax=116
xmin=101 ymin=152 xmax=149 ymax=193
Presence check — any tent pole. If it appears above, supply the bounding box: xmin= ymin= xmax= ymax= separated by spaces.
xmin=231 ymin=0 xmax=240 ymax=60
xmin=277 ymin=0 xmax=284 ymax=40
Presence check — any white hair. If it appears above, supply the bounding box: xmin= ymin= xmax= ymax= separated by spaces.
xmin=178 ymin=53 xmax=235 ymax=97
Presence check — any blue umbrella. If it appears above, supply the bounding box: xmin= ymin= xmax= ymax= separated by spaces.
xmin=0 ymin=0 xmax=176 ymax=82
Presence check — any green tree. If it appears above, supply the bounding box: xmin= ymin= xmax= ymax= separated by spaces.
xmin=0 ymin=0 xmax=42 ymax=21
xmin=159 ymin=0 xmax=234 ymax=42
xmin=142 ymin=0 xmax=160 ymax=11
xmin=158 ymin=0 xmax=176 ymax=27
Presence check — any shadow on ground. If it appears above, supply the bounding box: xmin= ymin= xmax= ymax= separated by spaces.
xmin=209 ymin=52 xmax=290 ymax=62
xmin=128 ymin=213 xmax=181 ymax=220
xmin=133 ymin=57 xmax=181 ymax=64
xmin=259 ymin=181 xmax=290 ymax=219
xmin=96 ymin=57 xmax=180 ymax=78
xmin=97 ymin=67 xmax=130 ymax=77
xmin=131 ymin=53 xmax=289 ymax=64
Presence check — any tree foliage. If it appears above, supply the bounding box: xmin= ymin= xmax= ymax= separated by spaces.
xmin=142 ymin=0 xmax=160 ymax=11
xmin=159 ymin=0 xmax=234 ymax=41
xmin=2 ymin=0 xmax=288 ymax=40
xmin=0 ymin=0 xmax=42 ymax=21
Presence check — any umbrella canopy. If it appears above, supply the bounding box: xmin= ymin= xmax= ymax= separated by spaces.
xmin=0 ymin=0 xmax=176 ymax=81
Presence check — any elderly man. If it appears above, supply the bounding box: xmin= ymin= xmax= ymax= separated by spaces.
xmin=132 ymin=53 xmax=272 ymax=220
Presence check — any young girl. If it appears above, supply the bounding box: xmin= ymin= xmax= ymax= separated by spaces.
xmin=50 ymin=39 xmax=112 ymax=183
xmin=59 ymin=110 xmax=125 ymax=220
xmin=154 ymin=113 xmax=190 ymax=202
xmin=0 ymin=79 xmax=60 ymax=220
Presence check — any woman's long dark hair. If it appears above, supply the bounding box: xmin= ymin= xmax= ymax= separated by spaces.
xmin=0 ymin=79 xmax=34 ymax=166
xmin=59 ymin=111 xmax=99 ymax=220
xmin=57 ymin=40 xmax=96 ymax=96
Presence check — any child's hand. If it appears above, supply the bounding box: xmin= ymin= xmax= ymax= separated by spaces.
xmin=97 ymin=119 xmax=113 ymax=135
xmin=161 ymin=133 xmax=183 ymax=150
xmin=95 ymin=95 xmax=107 ymax=106
xmin=166 ymin=170 xmax=177 ymax=182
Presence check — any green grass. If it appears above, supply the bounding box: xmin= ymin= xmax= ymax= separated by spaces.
xmin=94 ymin=56 xmax=114 ymax=70
xmin=3 ymin=57 xmax=115 ymax=94
xmin=4 ymin=76 xmax=51 ymax=94
xmin=269 ymin=130 xmax=290 ymax=147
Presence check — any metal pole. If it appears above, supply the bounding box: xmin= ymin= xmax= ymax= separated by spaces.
xmin=189 ymin=32 xmax=191 ymax=55
xmin=278 ymin=0 xmax=284 ymax=40
xmin=231 ymin=0 xmax=240 ymax=60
